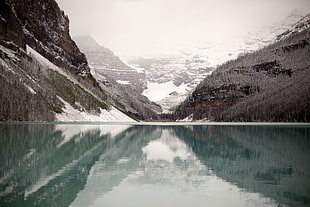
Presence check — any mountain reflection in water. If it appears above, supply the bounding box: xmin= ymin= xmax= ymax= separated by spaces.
xmin=0 ymin=124 xmax=309 ymax=207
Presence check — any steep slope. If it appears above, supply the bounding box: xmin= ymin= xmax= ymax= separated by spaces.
xmin=0 ymin=0 xmax=135 ymax=122
xmin=74 ymin=36 xmax=162 ymax=120
xmin=174 ymin=15 xmax=310 ymax=122
xmin=74 ymin=36 xmax=146 ymax=93
xmin=0 ymin=42 xmax=135 ymax=122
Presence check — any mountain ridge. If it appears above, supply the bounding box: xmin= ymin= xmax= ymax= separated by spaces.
xmin=174 ymin=18 xmax=310 ymax=122
xmin=276 ymin=13 xmax=310 ymax=41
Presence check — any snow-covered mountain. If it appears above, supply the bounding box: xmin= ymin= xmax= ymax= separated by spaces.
xmin=126 ymin=54 xmax=213 ymax=112
xmin=125 ymin=10 xmax=307 ymax=113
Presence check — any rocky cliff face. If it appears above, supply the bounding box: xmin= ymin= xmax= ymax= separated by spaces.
xmin=0 ymin=0 xmax=25 ymax=50
xmin=174 ymin=18 xmax=310 ymax=122
xmin=8 ymin=0 xmax=96 ymax=83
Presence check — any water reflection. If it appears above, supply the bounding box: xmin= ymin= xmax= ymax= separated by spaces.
xmin=176 ymin=125 xmax=310 ymax=207
xmin=0 ymin=124 xmax=309 ymax=207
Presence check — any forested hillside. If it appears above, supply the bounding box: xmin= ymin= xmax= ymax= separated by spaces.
xmin=174 ymin=17 xmax=310 ymax=122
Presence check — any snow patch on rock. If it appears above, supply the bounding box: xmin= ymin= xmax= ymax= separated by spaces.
xmin=116 ymin=80 xmax=130 ymax=85
xmin=55 ymin=97 xmax=135 ymax=122
xmin=24 ymin=83 xmax=36 ymax=94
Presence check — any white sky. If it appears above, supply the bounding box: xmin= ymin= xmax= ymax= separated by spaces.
xmin=56 ymin=0 xmax=310 ymax=56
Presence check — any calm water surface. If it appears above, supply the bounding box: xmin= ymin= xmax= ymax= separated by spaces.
xmin=0 ymin=123 xmax=309 ymax=207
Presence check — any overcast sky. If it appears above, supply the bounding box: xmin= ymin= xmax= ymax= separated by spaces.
xmin=56 ymin=0 xmax=310 ymax=56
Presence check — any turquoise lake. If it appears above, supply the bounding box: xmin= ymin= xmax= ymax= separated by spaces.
xmin=0 ymin=123 xmax=309 ymax=207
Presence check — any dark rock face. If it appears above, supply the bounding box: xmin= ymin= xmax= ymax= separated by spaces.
xmin=0 ymin=0 xmax=25 ymax=50
xmin=176 ymin=84 xmax=251 ymax=120
xmin=8 ymin=0 xmax=94 ymax=81
xmin=252 ymin=61 xmax=292 ymax=77
xmin=282 ymin=39 xmax=309 ymax=53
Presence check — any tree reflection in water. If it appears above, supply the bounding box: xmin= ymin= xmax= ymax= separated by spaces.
xmin=0 ymin=124 xmax=309 ymax=207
